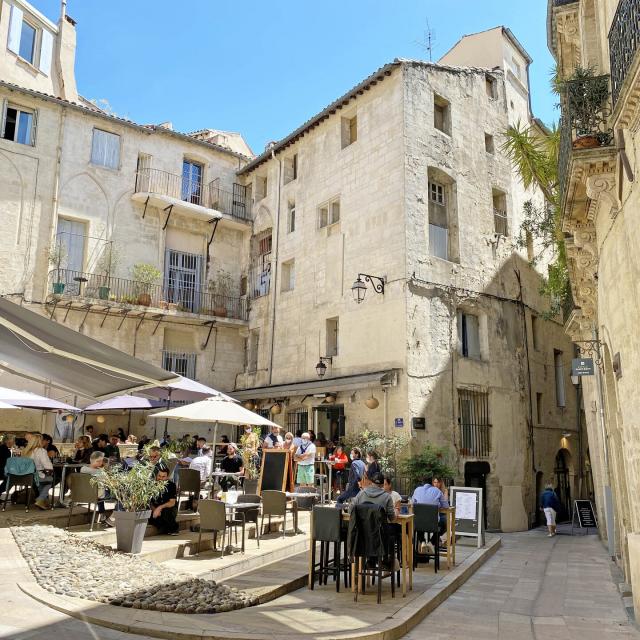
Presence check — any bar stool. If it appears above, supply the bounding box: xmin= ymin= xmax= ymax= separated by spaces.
xmin=315 ymin=473 xmax=328 ymax=504
xmin=310 ymin=506 xmax=350 ymax=591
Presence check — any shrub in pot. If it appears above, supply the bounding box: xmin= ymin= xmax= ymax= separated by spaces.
xmin=47 ymin=241 xmax=68 ymax=295
xmin=131 ymin=263 xmax=162 ymax=307
xmin=91 ymin=462 xmax=166 ymax=554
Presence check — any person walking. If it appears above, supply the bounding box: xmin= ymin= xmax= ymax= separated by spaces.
xmin=541 ymin=483 xmax=561 ymax=537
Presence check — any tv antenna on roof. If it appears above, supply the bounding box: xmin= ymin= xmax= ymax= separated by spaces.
xmin=415 ymin=19 xmax=436 ymax=62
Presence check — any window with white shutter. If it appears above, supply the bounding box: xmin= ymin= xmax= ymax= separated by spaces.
xmin=7 ymin=5 xmax=24 ymax=55
xmin=90 ymin=129 xmax=121 ymax=169
xmin=39 ymin=29 xmax=53 ymax=75
xmin=2 ymin=103 xmax=36 ymax=146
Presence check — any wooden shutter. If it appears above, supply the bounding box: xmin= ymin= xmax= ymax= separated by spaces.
xmin=7 ymin=5 xmax=23 ymax=55
xmin=39 ymin=29 xmax=54 ymax=75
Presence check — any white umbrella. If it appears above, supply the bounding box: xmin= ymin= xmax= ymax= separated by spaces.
xmin=151 ymin=398 xmax=277 ymax=487
xmin=0 ymin=386 xmax=79 ymax=411
xmin=0 ymin=400 xmax=19 ymax=409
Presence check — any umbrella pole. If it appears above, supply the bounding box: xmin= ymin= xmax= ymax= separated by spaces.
xmin=163 ymin=389 xmax=172 ymax=441
xmin=127 ymin=410 xmax=132 ymax=438
xmin=210 ymin=421 xmax=219 ymax=494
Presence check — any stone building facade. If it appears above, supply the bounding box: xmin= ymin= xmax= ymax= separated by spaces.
xmin=233 ymin=27 xmax=582 ymax=531
xmin=0 ymin=0 xmax=252 ymax=438
xmin=548 ymin=0 xmax=640 ymax=614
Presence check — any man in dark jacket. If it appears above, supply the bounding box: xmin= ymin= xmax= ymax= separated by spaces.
xmin=540 ymin=483 xmax=562 ymax=537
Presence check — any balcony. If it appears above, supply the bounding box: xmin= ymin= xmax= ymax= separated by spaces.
xmin=553 ymin=0 xmax=578 ymax=5
xmin=48 ymin=269 xmax=248 ymax=321
xmin=609 ymin=0 xmax=640 ymax=107
xmin=133 ymin=168 xmax=251 ymax=227
xmin=558 ymin=73 xmax=615 ymax=211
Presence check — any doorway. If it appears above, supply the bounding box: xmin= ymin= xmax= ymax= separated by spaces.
xmin=464 ymin=461 xmax=490 ymax=528
xmin=554 ymin=449 xmax=572 ymax=520
xmin=313 ymin=405 xmax=345 ymax=444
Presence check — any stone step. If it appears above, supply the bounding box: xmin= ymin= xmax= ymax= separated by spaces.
xmin=0 ymin=505 xmax=94 ymax=529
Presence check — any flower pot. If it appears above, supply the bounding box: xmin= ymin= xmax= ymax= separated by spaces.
xmin=98 ymin=286 xmax=110 ymax=300
xmin=159 ymin=300 xmax=169 ymax=310
xmin=114 ymin=510 xmax=151 ymax=554
xmin=213 ymin=306 xmax=227 ymax=317
xmin=137 ymin=293 xmax=151 ymax=306
xmin=53 ymin=282 xmax=65 ymax=295
xmin=168 ymin=302 xmax=178 ymax=311
xmin=573 ymin=135 xmax=600 ymax=150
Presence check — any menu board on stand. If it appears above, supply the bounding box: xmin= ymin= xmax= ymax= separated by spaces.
xmin=450 ymin=486 xmax=484 ymax=548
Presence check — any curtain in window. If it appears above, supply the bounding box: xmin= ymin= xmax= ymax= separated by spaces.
xmin=429 ymin=224 xmax=448 ymax=260
xmin=91 ymin=129 xmax=120 ymax=169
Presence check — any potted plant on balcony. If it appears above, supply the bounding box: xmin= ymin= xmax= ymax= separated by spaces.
xmin=48 ymin=241 xmax=68 ymax=295
xmin=565 ymin=67 xmax=612 ymax=150
xmin=209 ymin=269 xmax=235 ymax=317
xmin=131 ymin=263 xmax=162 ymax=307
xmin=90 ymin=462 xmax=166 ymax=554
xmin=95 ymin=244 xmax=121 ymax=300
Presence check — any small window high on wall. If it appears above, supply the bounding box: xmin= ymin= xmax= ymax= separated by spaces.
xmin=90 ymin=129 xmax=120 ymax=169
xmin=433 ymin=94 xmax=451 ymax=135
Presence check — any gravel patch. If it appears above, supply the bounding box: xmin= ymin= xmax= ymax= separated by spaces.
xmin=12 ymin=525 xmax=258 ymax=614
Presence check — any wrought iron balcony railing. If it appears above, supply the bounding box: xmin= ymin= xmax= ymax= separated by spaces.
xmin=609 ymin=0 xmax=640 ymax=107
xmin=134 ymin=168 xmax=252 ymax=223
xmin=48 ymin=269 xmax=248 ymax=321
xmin=558 ymin=74 xmax=614 ymax=205
xmin=553 ymin=0 xmax=579 ymax=6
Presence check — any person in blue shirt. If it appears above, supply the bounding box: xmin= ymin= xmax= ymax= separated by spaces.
xmin=412 ymin=477 xmax=449 ymax=552
xmin=336 ymin=447 xmax=365 ymax=506
xmin=540 ymin=483 xmax=561 ymax=537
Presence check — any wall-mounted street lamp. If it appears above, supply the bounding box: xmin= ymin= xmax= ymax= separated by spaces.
xmin=351 ymin=273 xmax=385 ymax=304
xmin=315 ymin=356 xmax=332 ymax=378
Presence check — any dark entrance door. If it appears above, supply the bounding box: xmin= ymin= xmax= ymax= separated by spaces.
xmin=313 ymin=405 xmax=345 ymax=444
xmin=554 ymin=449 xmax=571 ymax=520
xmin=464 ymin=461 xmax=490 ymax=528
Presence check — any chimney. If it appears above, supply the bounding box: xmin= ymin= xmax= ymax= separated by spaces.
xmin=55 ymin=12 xmax=79 ymax=101
xmin=157 ymin=122 xmax=173 ymax=131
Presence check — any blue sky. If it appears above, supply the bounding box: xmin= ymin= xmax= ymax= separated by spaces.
xmin=36 ymin=1 xmax=556 ymax=154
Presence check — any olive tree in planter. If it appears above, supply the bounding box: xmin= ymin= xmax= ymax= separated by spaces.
xmin=91 ymin=463 xmax=166 ymax=553
xmin=95 ymin=244 xmax=121 ymax=300
xmin=48 ymin=242 xmax=68 ymax=295
xmin=239 ymin=427 xmax=260 ymax=493
xmin=131 ymin=263 xmax=162 ymax=307
xmin=208 ymin=269 xmax=236 ymax=317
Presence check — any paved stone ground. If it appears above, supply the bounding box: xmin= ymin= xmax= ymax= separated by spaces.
xmin=405 ymin=526 xmax=639 ymax=640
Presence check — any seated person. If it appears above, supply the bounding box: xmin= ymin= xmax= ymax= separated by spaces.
xmin=0 ymin=434 xmax=15 ymax=496
xmin=189 ymin=445 xmax=213 ymax=486
xmin=73 ymin=435 xmax=93 ymax=464
xmin=23 ymin=432 xmax=54 ymax=510
xmin=218 ymin=435 xmax=230 ymax=457
xmin=219 ymin=444 xmax=244 ymax=491
xmin=106 ymin=434 xmax=122 ymax=462
xmin=349 ymin=472 xmax=396 ymax=522
xmin=383 ymin=474 xmax=403 ymax=513
xmin=41 ymin=434 xmax=59 ymax=460
xmin=149 ymin=465 xmax=179 ymax=535
xmin=146 ymin=446 xmax=163 ymax=474
xmin=329 ymin=445 xmax=349 ymax=492
xmin=412 ymin=477 xmax=449 ymax=552
xmin=80 ymin=451 xmax=112 ymax=526
xmin=336 ymin=447 xmax=365 ymax=506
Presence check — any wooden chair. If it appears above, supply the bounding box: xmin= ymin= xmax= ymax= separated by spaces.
xmin=66 ymin=473 xmax=100 ymax=531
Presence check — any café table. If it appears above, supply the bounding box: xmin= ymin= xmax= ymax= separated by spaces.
xmin=52 ymin=462 xmax=84 ymax=508
xmin=222 ymin=501 xmax=257 ymax=553
xmin=208 ymin=472 xmax=245 ymax=496
xmin=340 ymin=510 xmax=414 ymax=597
xmin=316 ymin=459 xmax=339 ymax=502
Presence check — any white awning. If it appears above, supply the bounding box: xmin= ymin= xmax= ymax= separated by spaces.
xmin=0 ymin=297 xmax=179 ymax=399
xmin=231 ymin=369 xmax=400 ymax=400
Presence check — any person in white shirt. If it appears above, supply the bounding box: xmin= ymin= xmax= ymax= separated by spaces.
xmin=22 ymin=432 xmax=53 ymax=510
xmin=293 ymin=432 xmax=316 ymax=487
xmin=189 ymin=446 xmax=213 ymax=486
xmin=80 ymin=451 xmax=113 ymax=526
xmin=263 ymin=425 xmax=283 ymax=449
xmin=383 ymin=475 xmax=403 ymax=512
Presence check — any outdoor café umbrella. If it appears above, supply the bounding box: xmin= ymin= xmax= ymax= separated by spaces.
xmin=0 ymin=386 xmax=80 ymax=411
xmin=140 ymin=375 xmax=237 ymax=438
xmin=84 ymin=396 xmax=164 ymax=436
xmin=151 ymin=397 xmax=278 ymax=486
xmin=0 ymin=400 xmax=19 ymax=409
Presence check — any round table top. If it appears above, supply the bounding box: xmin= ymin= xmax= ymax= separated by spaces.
xmin=210 ymin=471 xmax=244 ymax=476
xmin=223 ymin=502 xmax=259 ymax=509
xmin=286 ymin=491 xmax=319 ymax=498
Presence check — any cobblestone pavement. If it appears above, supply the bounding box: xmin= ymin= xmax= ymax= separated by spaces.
xmin=405 ymin=526 xmax=639 ymax=640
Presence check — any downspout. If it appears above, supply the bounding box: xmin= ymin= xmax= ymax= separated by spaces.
xmin=267 ymin=151 xmax=282 ymax=386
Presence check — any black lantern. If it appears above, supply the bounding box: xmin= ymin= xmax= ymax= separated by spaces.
xmin=315 ymin=357 xmax=332 ymax=378
xmin=351 ymin=273 xmax=385 ymax=304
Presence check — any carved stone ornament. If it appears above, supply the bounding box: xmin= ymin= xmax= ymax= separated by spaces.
xmin=585 ymin=173 xmax=619 ymax=219
xmin=565 ymin=221 xmax=598 ymax=325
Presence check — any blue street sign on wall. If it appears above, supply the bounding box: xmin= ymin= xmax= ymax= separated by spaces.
xmin=394 ymin=418 xmax=404 ymax=428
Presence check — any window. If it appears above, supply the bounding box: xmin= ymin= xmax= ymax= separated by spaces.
xmin=284 ymin=154 xmax=298 ymax=183
xmin=287 ymin=201 xmax=296 ymax=233
xmin=250 ymin=231 xmax=272 ymax=298
xmin=554 ymin=350 xmax=566 ymax=407
xmin=326 ymin=317 xmax=339 ymax=357
xmin=287 ymin=408 xmax=308 ymax=434
xmin=135 ymin=153 xmax=152 ymax=191
xmin=536 ymin=392 xmax=543 ymax=425
xmin=90 ymin=129 xmax=120 ymax=169
xmin=531 ymin=315 xmax=539 ymax=351
xmin=457 ymin=311 xmax=481 ymax=359
xmin=485 ymin=75 xmax=497 ymax=99
xmin=281 ymin=259 xmax=295 ymax=292
xmin=1 ymin=104 xmax=35 ymax=145
xmin=182 ymin=160 xmax=203 ymax=205
xmin=318 ymin=197 xmax=340 ymax=229
xmin=341 ymin=115 xmax=357 ymax=148
xmin=458 ymin=389 xmax=491 ymax=457
xmin=7 ymin=5 xmax=53 ymax=74
xmin=484 ymin=133 xmax=494 ymax=154
xmin=492 ymin=189 xmax=508 ymax=236
xmin=429 ymin=180 xmax=448 ymax=260
xmin=164 ymin=250 xmax=203 ymax=313
xmin=433 ymin=94 xmax=451 ymax=135
xmin=248 ymin=330 xmax=259 ymax=372
xmin=510 ymin=57 xmax=522 ymax=81
xmin=162 ymin=351 xmax=197 ymax=379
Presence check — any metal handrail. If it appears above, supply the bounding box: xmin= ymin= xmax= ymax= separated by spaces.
xmin=609 ymin=0 xmax=640 ymax=106
xmin=134 ymin=168 xmax=252 ymax=222
xmin=48 ymin=268 xmax=248 ymax=321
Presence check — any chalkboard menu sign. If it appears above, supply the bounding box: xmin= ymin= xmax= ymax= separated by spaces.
xmin=258 ymin=449 xmax=291 ymax=494
xmin=450 ymin=486 xmax=485 ymax=548
xmin=572 ymin=500 xmax=597 ymax=532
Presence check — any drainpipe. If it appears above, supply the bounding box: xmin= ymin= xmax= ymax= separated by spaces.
xmin=594 ymin=327 xmax=615 ymax=559
xmin=267 ymin=151 xmax=282 ymax=386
